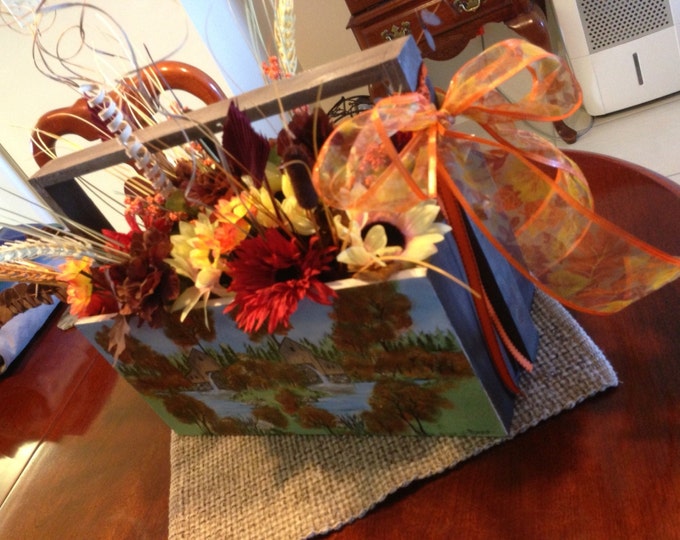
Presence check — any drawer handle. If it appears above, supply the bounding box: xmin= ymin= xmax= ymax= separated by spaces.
xmin=381 ymin=21 xmax=411 ymax=41
xmin=452 ymin=0 xmax=482 ymax=12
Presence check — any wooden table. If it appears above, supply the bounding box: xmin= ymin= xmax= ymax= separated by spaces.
xmin=1 ymin=150 xmax=679 ymax=539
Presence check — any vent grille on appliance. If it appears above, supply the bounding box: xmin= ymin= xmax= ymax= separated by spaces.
xmin=577 ymin=0 xmax=674 ymax=53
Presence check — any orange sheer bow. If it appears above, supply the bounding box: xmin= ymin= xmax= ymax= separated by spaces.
xmin=313 ymin=39 xmax=680 ymax=314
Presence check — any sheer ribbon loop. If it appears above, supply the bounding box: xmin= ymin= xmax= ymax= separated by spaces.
xmin=313 ymin=39 xmax=680 ymax=313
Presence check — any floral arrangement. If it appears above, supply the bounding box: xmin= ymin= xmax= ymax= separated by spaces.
xmin=61 ymin=100 xmax=451 ymax=344
xmin=0 ymin=66 xmax=456 ymax=355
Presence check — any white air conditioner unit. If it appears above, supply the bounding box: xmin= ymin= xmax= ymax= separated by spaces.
xmin=550 ymin=0 xmax=680 ymax=116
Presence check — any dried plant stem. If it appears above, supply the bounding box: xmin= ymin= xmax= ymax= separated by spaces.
xmin=0 ymin=261 xmax=63 ymax=286
xmin=0 ymin=236 xmax=127 ymax=265
xmin=274 ymin=0 xmax=297 ymax=76
xmin=368 ymin=255 xmax=481 ymax=299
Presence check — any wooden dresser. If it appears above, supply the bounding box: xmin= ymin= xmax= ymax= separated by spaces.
xmin=344 ymin=0 xmax=577 ymax=142
xmin=345 ymin=0 xmax=550 ymax=58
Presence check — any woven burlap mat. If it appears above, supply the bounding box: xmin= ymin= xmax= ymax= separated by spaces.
xmin=169 ymin=292 xmax=618 ymax=539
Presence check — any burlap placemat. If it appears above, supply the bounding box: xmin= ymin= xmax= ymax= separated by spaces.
xmin=169 ymin=292 xmax=618 ymax=539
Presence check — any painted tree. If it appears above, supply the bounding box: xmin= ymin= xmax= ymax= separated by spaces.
xmin=297 ymin=405 xmax=337 ymax=434
xmin=330 ymin=281 xmax=412 ymax=377
xmin=362 ymin=379 xmax=451 ymax=436
xmin=161 ymin=308 xmax=216 ymax=350
xmin=216 ymin=358 xmax=308 ymax=391
xmin=275 ymin=387 xmax=304 ymax=414
xmin=95 ymin=326 xmax=192 ymax=394
xmin=162 ymin=393 xmax=222 ymax=434
xmin=374 ymin=347 xmax=471 ymax=379
xmin=252 ymin=405 xmax=288 ymax=429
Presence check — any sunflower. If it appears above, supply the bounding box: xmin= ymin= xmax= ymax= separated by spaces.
xmin=336 ymin=200 xmax=451 ymax=270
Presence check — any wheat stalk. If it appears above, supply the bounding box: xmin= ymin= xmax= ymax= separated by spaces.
xmin=243 ymin=0 xmax=273 ymax=64
xmin=0 ymin=236 xmax=127 ymax=265
xmin=0 ymin=261 xmax=63 ymax=286
xmin=274 ymin=0 xmax=297 ymax=76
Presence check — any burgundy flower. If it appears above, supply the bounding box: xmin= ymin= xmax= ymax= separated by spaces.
xmin=225 ymin=228 xmax=337 ymax=334
xmin=171 ymin=158 xmax=235 ymax=206
xmin=87 ymin=266 xmax=120 ymax=316
xmin=276 ymin=108 xmax=335 ymax=159
xmin=108 ymin=228 xmax=180 ymax=327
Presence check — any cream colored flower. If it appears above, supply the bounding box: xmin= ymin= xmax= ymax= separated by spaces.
xmin=336 ymin=200 xmax=451 ymax=270
xmin=167 ymin=213 xmax=229 ymax=321
xmin=233 ymin=174 xmax=316 ymax=235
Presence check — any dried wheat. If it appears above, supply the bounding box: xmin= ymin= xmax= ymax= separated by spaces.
xmin=0 ymin=237 xmax=127 ymax=265
xmin=274 ymin=0 xmax=297 ymax=76
xmin=0 ymin=261 xmax=63 ymax=286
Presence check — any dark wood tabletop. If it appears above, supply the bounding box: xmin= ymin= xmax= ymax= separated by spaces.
xmin=1 ymin=150 xmax=678 ymax=539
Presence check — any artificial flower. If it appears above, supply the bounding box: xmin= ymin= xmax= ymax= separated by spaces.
xmin=262 ymin=55 xmax=285 ymax=81
xmin=225 ymin=228 xmax=337 ymax=334
xmin=281 ymin=145 xmax=319 ymax=210
xmin=167 ymin=212 xmax=230 ymax=321
xmin=277 ymin=108 xmax=334 ymax=160
xmin=107 ymin=228 xmax=180 ymax=327
xmin=57 ymin=257 xmax=118 ymax=317
xmin=241 ymin=184 xmax=282 ymax=229
xmin=280 ymin=172 xmax=316 ymax=235
xmin=58 ymin=256 xmax=93 ymax=282
xmin=123 ymin=190 xmax=181 ymax=234
xmin=221 ymin=102 xmax=272 ymax=185
xmin=213 ymin=192 xmax=254 ymax=235
xmin=336 ymin=200 xmax=450 ymax=270
xmin=171 ymin=158 xmax=235 ymax=206
xmin=23 ymin=94 xmax=456 ymax=341
xmin=58 ymin=257 xmax=94 ymax=317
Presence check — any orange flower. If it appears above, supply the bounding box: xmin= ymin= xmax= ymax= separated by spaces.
xmin=58 ymin=256 xmax=92 ymax=281
xmin=58 ymin=257 xmax=94 ymax=317
xmin=65 ymin=274 xmax=94 ymax=317
xmin=213 ymin=195 xmax=252 ymax=250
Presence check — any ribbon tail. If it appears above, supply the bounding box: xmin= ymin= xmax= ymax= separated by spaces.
xmin=436 ymin=138 xmax=680 ymax=314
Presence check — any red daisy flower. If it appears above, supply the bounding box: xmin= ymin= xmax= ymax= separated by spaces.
xmin=226 ymin=228 xmax=337 ymax=334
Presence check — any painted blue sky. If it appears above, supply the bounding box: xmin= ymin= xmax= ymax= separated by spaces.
xmin=78 ymin=273 xmax=463 ymax=360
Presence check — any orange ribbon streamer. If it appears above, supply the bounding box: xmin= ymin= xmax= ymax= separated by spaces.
xmin=313 ymin=39 xmax=680 ymax=314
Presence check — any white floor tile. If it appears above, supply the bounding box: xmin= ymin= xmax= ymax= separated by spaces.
xmin=558 ymin=92 xmax=680 ymax=179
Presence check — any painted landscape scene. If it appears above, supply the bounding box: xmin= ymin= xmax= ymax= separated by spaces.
xmin=77 ymin=270 xmax=508 ymax=437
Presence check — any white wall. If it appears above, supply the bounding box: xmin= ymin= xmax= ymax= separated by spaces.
xmin=179 ymin=0 xmax=267 ymax=95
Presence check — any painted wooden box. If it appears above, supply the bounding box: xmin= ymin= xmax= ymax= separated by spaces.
xmin=76 ymin=227 xmax=538 ymax=437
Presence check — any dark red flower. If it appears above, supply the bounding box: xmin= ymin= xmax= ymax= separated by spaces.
xmin=107 ymin=228 xmax=179 ymax=327
xmin=171 ymin=158 xmax=235 ymax=206
xmin=86 ymin=266 xmax=120 ymax=316
xmin=225 ymin=228 xmax=337 ymax=334
xmin=276 ymin=108 xmax=335 ymax=159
